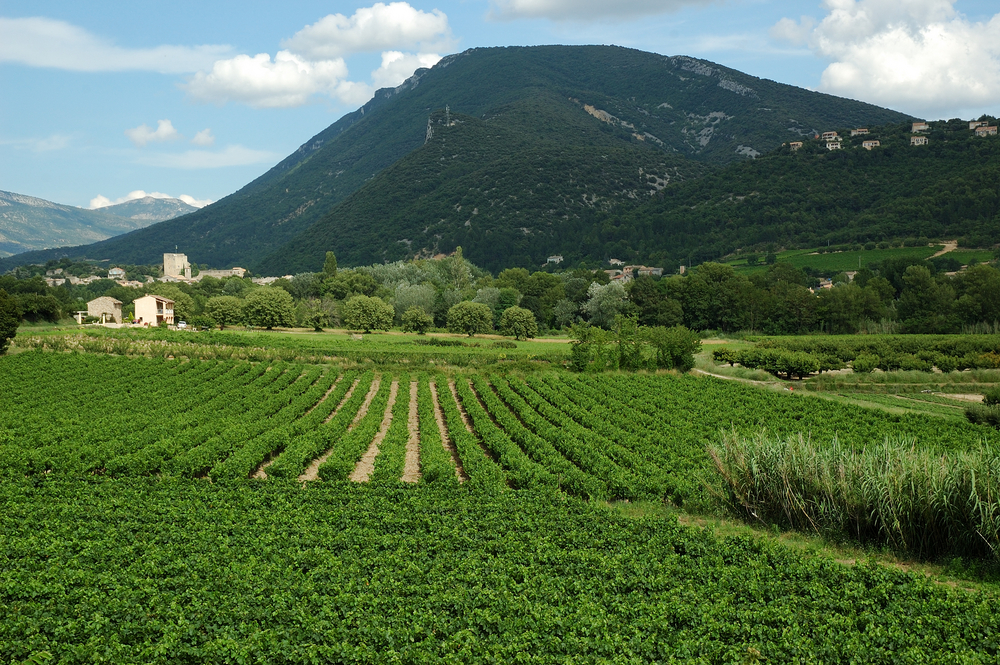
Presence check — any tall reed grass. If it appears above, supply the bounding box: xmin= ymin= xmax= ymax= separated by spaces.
xmin=708 ymin=432 xmax=1000 ymax=559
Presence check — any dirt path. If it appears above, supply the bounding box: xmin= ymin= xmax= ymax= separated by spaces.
xmin=349 ymin=380 xmax=398 ymax=483
xmin=934 ymin=393 xmax=984 ymax=403
xmin=930 ymin=240 xmax=958 ymax=259
xmin=304 ymin=374 xmax=342 ymax=417
xmin=692 ymin=368 xmax=778 ymax=387
xmin=296 ymin=377 xmax=376 ymax=482
xmin=401 ymin=381 xmax=421 ymax=483
xmin=349 ymin=376 xmax=382 ymax=431
xmin=448 ymin=379 xmax=474 ymax=432
xmin=430 ymin=380 xmax=467 ymax=482
xmin=323 ymin=377 xmax=361 ymax=424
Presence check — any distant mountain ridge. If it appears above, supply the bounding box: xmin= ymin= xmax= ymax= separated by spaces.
xmin=100 ymin=196 xmax=198 ymax=221
xmin=0 ymin=191 xmax=194 ymax=258
xmin=0 ymin=45 xmax=911 ymax=272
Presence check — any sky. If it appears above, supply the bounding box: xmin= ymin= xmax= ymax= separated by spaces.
xmin=2 ymin=0 xmax=999 ymax=210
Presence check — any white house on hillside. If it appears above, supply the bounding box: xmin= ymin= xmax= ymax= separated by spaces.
xmin=134 ymin=294 xmax=174 ymax=326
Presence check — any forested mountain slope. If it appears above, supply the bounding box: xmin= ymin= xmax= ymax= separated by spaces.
xmin=0 ymin=45 xmax=907 ymax=273
xmin=600 ymin=118 xmax=1000 ymax=267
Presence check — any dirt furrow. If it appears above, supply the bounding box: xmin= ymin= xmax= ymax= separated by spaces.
xmin=401 ymin=381 xmax=422 ymax=483
xmin=448 ymin=379 xmax=474 ymax=432
xmin=304 ymin=374 xmax=342 ymax=417
xmin=349 ymin=377 xmax=382 ymax=431
xmin=349 ymin=380 xmax=398 ymax=483
xmin=297 ymin=377 xmax=379 ymax=482
xmin=252 ymin=459 xmax=274 ymax=480
xmin=323 ymin=377 xmax=362 ymax=424
xmin=430 ymin=380 xmax=467 ymax=482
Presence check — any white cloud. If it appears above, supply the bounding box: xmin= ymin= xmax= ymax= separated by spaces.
xmin=184 ymin=51 xmax=349 ymax=108
xmin=282 ymin=3 xmax=451 ymax=59
xmin=488 ymin=0 xmax=713 ymax=21
xmin=191 ymin=129 xmax=215 ymax=146
xmin=769 ymin=16 xmax=816 ymax=45
xmin=0 ymin=16 xmax=230 ymax=73
xmin=89 ymin=190 xmax=213 ymax=209
xmin=772 ymin=0 xmax=1000 ymax=117
xmin=177 ymin=194 xmax=213 ymax=208
xmin=371 ymin=51 xmax=441 ymax=88
xmin=125 ymin=120 xmax=181 ymax=147
xmin=134 ymin=144 xmax=279 ymax=169
xmin=184 ymin=3 xmax=452 ymax=108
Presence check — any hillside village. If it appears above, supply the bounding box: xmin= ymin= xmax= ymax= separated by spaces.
xmin=788 ymin=117 xmax=997 ymax=152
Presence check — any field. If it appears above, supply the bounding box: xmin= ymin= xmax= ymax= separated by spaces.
xmin=3 ymin=347 xmax=1000 ymax=661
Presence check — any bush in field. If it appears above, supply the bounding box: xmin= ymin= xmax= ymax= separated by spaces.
xmin=205 ymin=296 xmax=244 ymax=329
xmin=401 ymin=306 xmax=433 ymax=334
xmin=0 ymin=289 xmax=21 ymax=354
xmin=243 ymin=288 xmax=296 ymax=330
xmin=646 ymin=325 xmax=701 ymax=372
xmin=984 ymin=387 xmax=1000 ymax=407
xmin=851 ymin=353 xmax=879 ymax=373
xmin=341 ymin=295 xmax=394 ymax=333
xmin=447 ymin=301 xmax=493 ymax=337
xmin=713 ymin=348 xmax=739 ymax=366
xmin=499 ymin=306 xmax=538 ymax=340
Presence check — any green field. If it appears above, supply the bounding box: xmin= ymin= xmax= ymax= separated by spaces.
xmin=3 ymin=345 xmax=1000 ymax=661
xmin=728 ymin=245 xmax=941 ymax=274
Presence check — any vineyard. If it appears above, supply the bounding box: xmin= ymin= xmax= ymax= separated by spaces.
xmin=3 ymin=350 xmax=1000 ymax=661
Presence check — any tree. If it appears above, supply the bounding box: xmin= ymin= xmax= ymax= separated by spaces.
xmin=401 ymin=306 xmax=433 ymax=334
xmin=447 ymin=301 xmax=493 ymax=336
xmin=341 ymin=295 xmax=393 ymax=333
xmin=646 ymin=325 xmax=701 ymax=372
xmin=499 ymin=306 xmax=538 ymax=340
xmin=583 ymin=281 xmax=628 ymax=329
xmin=15 ymin=293 xmax=62 ymax=323
xmin=204 ymin=296 xmax=244 ymax=329
xmin=242 ymin=288 xmax=296 ymax=329
xmin=323 ymin=251 xmax=338 ymax=277
xmin=0 ymin=289 xmax=21 ymax=354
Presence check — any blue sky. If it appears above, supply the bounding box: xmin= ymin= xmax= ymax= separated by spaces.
xmin=2 ymin=0 xmax=998 ymax=210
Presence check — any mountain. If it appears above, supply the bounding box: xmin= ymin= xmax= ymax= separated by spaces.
xmin=600 ymin=117 xmax=1000 ymax=267
xmin=0 ymin=191 xmax=192 ymax=258
xmin=0 ymin=45 xmax=909 ymax=273
xmin=100 ymin=196 xmax=198 ymax=222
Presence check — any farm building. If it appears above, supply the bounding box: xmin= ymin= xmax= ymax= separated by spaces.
xmin=912 ymin=122 xmax=930 ymax=132
xmin=975 ymin=126 xmax=998 ymax=137
xmin=134 ymin=294 xmax=174 ymax=326
xmin=87 ymin=296 xmax=123 ymax=324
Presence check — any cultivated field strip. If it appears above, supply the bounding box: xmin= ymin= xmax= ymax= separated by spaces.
xmin=5 ymin=353 xmax=999 ymax=500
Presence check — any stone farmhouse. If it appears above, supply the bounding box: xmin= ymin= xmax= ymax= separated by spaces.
xmin=789 ymin=141 xmax=803 ymax=151
xmin=970 ymin=120 xmax=989 ymax=130
xmin=851 ymin=128 xmax=869 ymax=136
xmin=975 ymin=126 xmax=998 ymax=137
xmin=912 ymin=122 xmax=930 ymax=133
xmin=87 ymin=296 xmax=123 ymax=324
xmin=134 ymin=294 xmax=174 ymax=326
